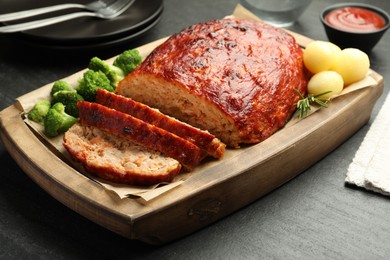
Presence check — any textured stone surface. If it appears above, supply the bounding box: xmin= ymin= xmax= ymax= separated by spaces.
xmin=1 ymin=0 xmax=390 ymax=258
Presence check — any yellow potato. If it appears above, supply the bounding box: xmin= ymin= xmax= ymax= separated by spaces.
xmin=326 ymin=42 xmax=342 ymax=54
xmin=331 ymin=48 xmax=370 ymax=85
xmin=307 ymin=71 xmax=344 ymax=99
xmin=303 ymin=41 xmax=341 ymax=74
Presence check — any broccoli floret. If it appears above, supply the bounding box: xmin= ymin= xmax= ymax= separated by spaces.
xmin=44 ymin=102 xmax=77 ymax=137
xmin=27 ymin=99 xmax=51 ymax=124
xmin=89 ymin=57 xmax=125 ymax=87
xmin=50 ymin=80 xmax=73 ymax=96
xmin=113 ymin=49 xmax=142 ymax=75
xmin=76 ymin=70 xmax=114 ymax=102
xmin=51 ymin=90 xmax=84 ymax=117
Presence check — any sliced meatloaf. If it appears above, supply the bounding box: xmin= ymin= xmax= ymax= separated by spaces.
xmin=116 ymin=18 xmax=309 ymax=147
xmin=77 ymin=101 xmax=205 ymax=170
xmin=63 ymin=123 xmax=181 ymax=186
xmin=95 ymin=89 xmax=225 ymax=158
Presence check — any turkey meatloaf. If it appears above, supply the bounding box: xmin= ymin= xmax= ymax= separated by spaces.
xmin=95 ymin=89 xmax=225 ymax=158
xmin=116 ymin=18 xmax=309 ymax=147
xmin=76 ymin=101 xmax=206 ymax=170
xmin=63 ymin=123 xmax=182 ymax=186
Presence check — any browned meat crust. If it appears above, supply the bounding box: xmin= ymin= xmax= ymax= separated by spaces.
xmin=77 ymin=101 xmax=205 ymax=170
xmin=63 ymin=123 xmax=182 ymax=186
xmin=95 ymin=89 xmax=225 ymax=158
xmin=116 ymin=18 xmax=309 ymax=147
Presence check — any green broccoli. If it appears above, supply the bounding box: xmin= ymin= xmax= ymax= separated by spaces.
xmin=44 ymin=102 xmax=78 ymax=137
xmin=50 ymin=80 xmax=73 ymax=96
xmin=76 ymin=70 xmax=114 ymax=102
xmin=89 ymin=57 xmax=125 ymax=87
xmin=113 ymin=49 xmax=142 ymax=75
xmin=51 ymin=90 xmax=84 ymax=117
xmin=27 ymin=99 xmax=51 ymax=124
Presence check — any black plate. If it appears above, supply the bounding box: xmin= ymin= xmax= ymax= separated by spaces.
xmin=1 ymin=0 xmax=163 ymax=43
xmin=14 ymin=11 xmax=162 ymax=51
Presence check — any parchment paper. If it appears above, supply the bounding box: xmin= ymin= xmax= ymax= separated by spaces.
xmin=16 ymin=4 xmax=376 ymax=202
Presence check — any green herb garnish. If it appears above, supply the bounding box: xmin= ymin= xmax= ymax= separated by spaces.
xmin=295 ymin=89 xmax=331 ymax=119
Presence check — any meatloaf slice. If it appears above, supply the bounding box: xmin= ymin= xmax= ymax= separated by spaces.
xmin=95 ymin=89 xmax=225 ymax=158
xmin=77 ymin=101 xmax=205 ymax=170
xmin=115 ymin=18 xmax=309 ymax=147
xmin=63 ymin=123 xmax=181 ymax=186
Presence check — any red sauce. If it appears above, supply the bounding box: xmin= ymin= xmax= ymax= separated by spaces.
xmin=325 ymin=7 xmax=385 ymax=32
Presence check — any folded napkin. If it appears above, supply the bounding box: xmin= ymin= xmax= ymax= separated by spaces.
xmin=346 ymin=92 xmax=390 ymax=196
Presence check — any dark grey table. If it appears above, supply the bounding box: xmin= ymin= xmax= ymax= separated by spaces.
xmin=1 ymin=0 xmax=389 ymax=259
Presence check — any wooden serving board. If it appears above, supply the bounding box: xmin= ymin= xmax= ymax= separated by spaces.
xmin=0 ymin=30 xmax=384 ymax=244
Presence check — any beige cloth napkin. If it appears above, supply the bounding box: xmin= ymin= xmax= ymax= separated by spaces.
xmin=346 ymin=93 xmax=390 ymax=196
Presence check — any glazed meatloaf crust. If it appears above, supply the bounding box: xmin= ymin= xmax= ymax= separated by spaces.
xmin=63 ymin=123 xmax=181 ymax=186
xmin=95 ymin=89 xmax=225 ymax=158
xmin=116 ymin=18 xmax=309 ymax=147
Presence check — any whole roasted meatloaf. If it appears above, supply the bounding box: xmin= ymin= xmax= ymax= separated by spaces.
xmin=116 ymin=18 xmax=309 ymax=147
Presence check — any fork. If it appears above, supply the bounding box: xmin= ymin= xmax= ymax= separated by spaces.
xmin=0 ymin=0 xmax=118 ymax=22
xmin=0 ymin=0 xmax=135 ymax=33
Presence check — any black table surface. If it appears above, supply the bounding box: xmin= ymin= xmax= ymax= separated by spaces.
xmin=1 ymin=0 xmax=389 ymax=259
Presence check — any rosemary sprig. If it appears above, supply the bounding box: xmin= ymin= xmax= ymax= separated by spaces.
xmin=295 ymin=89 xmax=332 ymax=119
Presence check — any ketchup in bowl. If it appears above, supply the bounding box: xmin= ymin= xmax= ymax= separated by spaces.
xmin=320 ymin=3 xmax=389 ymax=52
xmin=325 ymin=7 xmax=386 ymax=32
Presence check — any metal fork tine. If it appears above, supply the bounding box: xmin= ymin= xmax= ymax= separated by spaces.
xmin=0 ymin=0 xmax=135 ymax=33
xmin=108 ymin=0 xmax=136 ymax=15
xmin=0 ymin=0 xmax=116 ymax=22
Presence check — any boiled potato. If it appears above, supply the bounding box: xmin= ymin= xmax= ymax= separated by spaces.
xmin=307 ymin=71 xmax=344 ymax=99
xmin=303 ymin=41 xmax=341 ymax=74
xmin=326 ymin=41 xmax=342 ymax=54
xmin=331 ymin=48 xmax=370 ymax=85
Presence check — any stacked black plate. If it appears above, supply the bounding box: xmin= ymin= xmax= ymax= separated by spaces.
xmin=1 ymin=0 xmax=163 ymax=51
